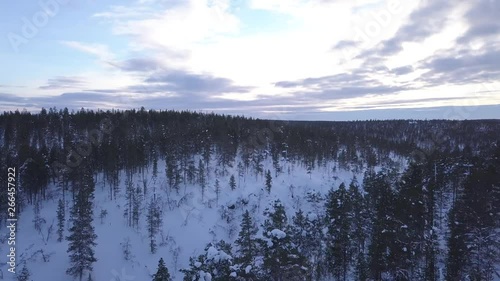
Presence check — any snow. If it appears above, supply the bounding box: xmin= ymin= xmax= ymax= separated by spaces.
xmin=206 ymin=246 xmax=231 ymax=262
xmin=0 ymin=156 xmax=365 ymax=280
xmin=270 ymin=229 xmax=287 ymax=239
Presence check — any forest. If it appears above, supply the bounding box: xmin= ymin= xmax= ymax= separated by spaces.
xmin=0 ymin=108 xmax=499 ymax=281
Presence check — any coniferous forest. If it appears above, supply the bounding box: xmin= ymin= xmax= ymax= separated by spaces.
xmin=0 ymin=108 xmax=499 ymax=281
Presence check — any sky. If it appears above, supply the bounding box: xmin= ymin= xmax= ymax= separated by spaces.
xmin=0 ymin=0 xmax=499 ymax=120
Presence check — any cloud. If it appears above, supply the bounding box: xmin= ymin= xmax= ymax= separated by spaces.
xmin=39 ymin=76 xmax=86 ymax=90
xmin=61 ymin=41 xmax=114 ymax=61
xmin=332 ymin=40 xmax=360 ymax=50
xmin=391 ymin=65 xmax=414 ymax=75
xmin=372 ymin=0 xmax=454 ymax=57
xmin=108 ymin=0 xmax=240 ymax=53
xmin=110 ymin=58 xmax=165 ymax=72
xmin=135 ymin=69 xmax=253 ymax=96
xmin=458 ymin=0 xmax=500 ymax=43
xmin=420 ymin=48 xmax=500 ymax=86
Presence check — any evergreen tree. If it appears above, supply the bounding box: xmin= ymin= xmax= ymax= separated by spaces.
xmin=124 ymin=178 xmax=134 ymax=227
xmin=265 ymin=169 xmax=272 ymax=193
xmin=153 ymin=258 xmax=171 ymax=281
xmin=57 ymin=198 xmax=65 ymax=242
xmin=17 ymin=264 xmax=30 ymax=281
xmin=393 ymin=163 xmax=427 ymax=280
xmin=147 ymin=198 xmax=162 ymax=254
xmin=122 ymin=237 xmax=133 ymax=261
xmin=198 ymin=159 xmax=207 ymax=201
xmin=237 ymin=161 xmax=245 ymax=187
xmin=229 ymin=174 xmax=237 ymax=191
xmin=235 ymin=210 xmax=259 ymax=279
xmin=446 ymin=161 xmax=500 ymax=280
xmin=291 ymin=209 xmax=325 ymax=281
xmin=348 ymin=178 xmax=368 ymax=280
xmin=66 ymin=169 xmax=98 ymax=281
xmin=261 ymin=200 xmax=308 ymax=281
xmin=181 ymin=241 xmax=234 ymax=281
xmin=132 ymin=184 xmax=143 ymax=228
xmin=325 ymin=183 xmax=351 ymax=281
xmin=366 ymin=172 xmax=398 ymax=280
xmin=215 ymin=178 xmax=221 ymax=206
xmin=33 ymin=199 xmax=46 ymax=234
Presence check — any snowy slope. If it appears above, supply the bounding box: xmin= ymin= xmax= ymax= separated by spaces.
xmin=1 ymin=157 xmax=365 ymax=281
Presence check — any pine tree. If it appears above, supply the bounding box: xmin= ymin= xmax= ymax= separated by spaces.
xmin=237 ymin=161 xmax=245 ymax=187
xmin=153 ymin=258 xmax=171 ymax=281
xmin=325 ymin=183 xmax=351 ymax=281
xmin=366 ymin=172 xmax=398 ymax=280
xmin=198 ymin=159 xmax=206 ymax=201
xmin=229 ymin=174 xmax=236 ymax=191
xmin=180 ymin=241 xmax=234 ymax=281
xmin=235 ymin=210 xmax=259 ymax=279
xmin=265 ymin=169 xmax=272 ymax=193
xmin=215 ymin=178 xmax=221 ymax=206
xmin=122 ymin=237 xmax=133 ymax=261
xmin=261 ymin=200 xmax=308 ymax=280
xmin=446 ymin=162 xmax=500 ymax=280
xmin=17 ymin=264 xmax=30 ymax=281
xmin=66 ymin=169 xmax=98 ymax=281
xmin=33 ymin=199 xmax=46 ymax=234
xmin=348 ymin=178 xmax=368 ymax=280
xmin=132 ymin=184 xmax=143 ymax=228
xmin=392 ymin=163 xmax=430 ymax=280
xmin=57 ymin=198 xmax=65 ymax=242
xmin=147 ymin=198 xmax=162 ymax=254
xmin=291 ymin=209 xmax=325 ymax=280
xmin=124 ymin=178 xmax=134 ymax=227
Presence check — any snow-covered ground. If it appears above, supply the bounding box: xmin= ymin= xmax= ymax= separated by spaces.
xmin=0 ymin=158 xmax=364 ymax=281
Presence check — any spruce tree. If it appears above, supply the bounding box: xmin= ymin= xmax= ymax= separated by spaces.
xmin=57 ymin=198 xmax=65 ymax=242
xmin=132 ymin=184 xmax=143 ymax=228
xmin=180 ymin=241 xmax=233 ymax=281
xmin=147 ymin=198 xmax=162 ymax=254
xmin=348 ymin=178 xmax=368 ymax=280
xmin=153 ymin=258 xmax=171 ymax=281
xmin=17 ymin=264 xmax=30 ymax=281
xmin=33 ymin=199 xmax=46 ymax=234
xmin=229 ymin=174 xmax=236 ymax=190
xmin=394 ymin=163 xmax=427 ymax=280
xmin=235 ymin=210 xmax=259 ymax=279
xmin=261 ymin=200 xmax=308 ymax=280
xmin=198 ymin=159 xmax=206 ymax=200
xmin=215 ymin=178 xmax=221 ymax=206
xmin=124 ymin=178 xmax=134 ymax=227
xmin=291 ymin=209 xmax=325 ymax=280
xmin=265 ymin=170 xmax=272 ymax=193
xmin=237 ymin=161 xmax=245 ymax=186
xmin=325 ymin=183 xmax=351 ymax=281
xmin=366 ymin=173 xmax=398 ymax=280
xmin=66 ymin=169 xmax=98 ymax=281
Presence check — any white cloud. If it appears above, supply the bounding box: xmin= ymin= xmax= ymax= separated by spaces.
xmin=60 ymin=41 xmax=114 ymax=61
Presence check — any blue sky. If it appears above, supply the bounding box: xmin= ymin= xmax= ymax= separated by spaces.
xmin=0 ymin=0 xmax=499 ymax=120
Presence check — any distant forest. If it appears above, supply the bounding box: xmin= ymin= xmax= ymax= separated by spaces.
xmin=0 ymin=108 xmax=499 ymax=280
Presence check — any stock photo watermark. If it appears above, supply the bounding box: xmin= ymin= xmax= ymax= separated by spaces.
xmin=7 ymin=0 xmax=72 ymax=53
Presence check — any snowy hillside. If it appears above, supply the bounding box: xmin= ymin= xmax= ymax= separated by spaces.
xmin=3 ymin=158 xmax=365 ymax=281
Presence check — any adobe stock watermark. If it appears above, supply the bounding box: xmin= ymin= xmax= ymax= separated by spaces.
xmin=7 ymin=0 xmax=72 ymax=53
xmin=50 ymin=117 xmax=115 ymax=178
xmin=340 ymin=0 xmax=427 ymax=63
